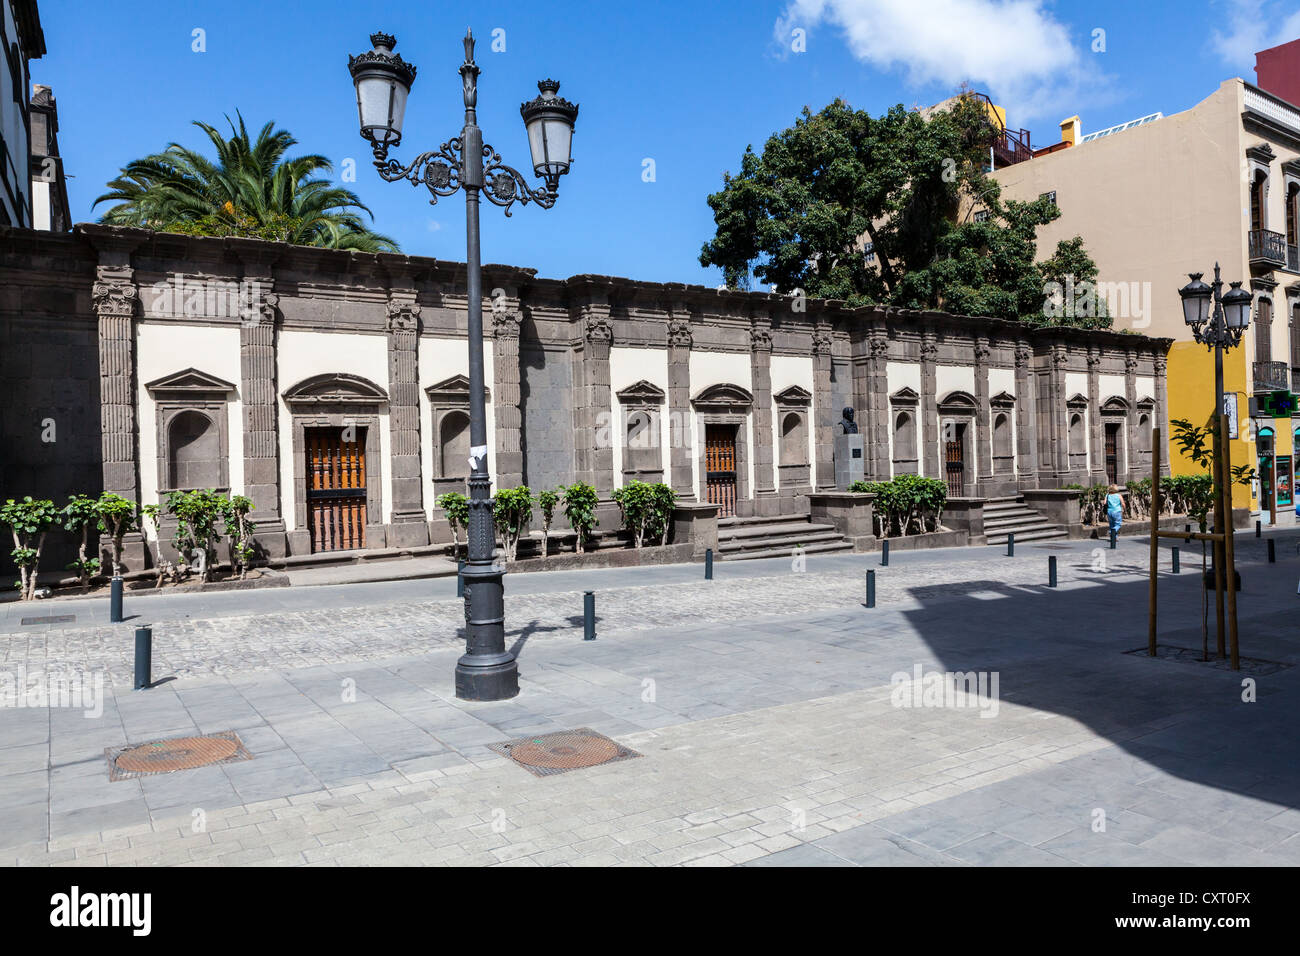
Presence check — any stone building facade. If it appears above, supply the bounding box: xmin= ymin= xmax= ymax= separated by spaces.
xmin=0 ymin=224 xmax=1172 ymax=571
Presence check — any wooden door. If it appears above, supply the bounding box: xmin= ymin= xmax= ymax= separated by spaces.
xmin=307 ymin=427 xmax=367 ymax=551
xmin=1104 ymin=423 xmax=1120 ymax=486
xmin=704 ymin=424 xmax=738 ymax=517
xmin=944 ymin=427 xmax=965 ymax=498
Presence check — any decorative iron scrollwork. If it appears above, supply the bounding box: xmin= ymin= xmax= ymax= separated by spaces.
xmin=373 ymin=134 xmax=556 ymax=215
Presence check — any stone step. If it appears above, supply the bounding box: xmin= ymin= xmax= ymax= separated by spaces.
xmin=718 ymin=529 xmax=850 ymax=554
xmin=981 ymin=512 xmax=1050 ymax=530
xmin=717 ymin=513 xmax=812 ymax=528
xmin=718 ymin=521 xmax=838 ymax=541
xmin=720 ymin=540 xmax=855 ymax=562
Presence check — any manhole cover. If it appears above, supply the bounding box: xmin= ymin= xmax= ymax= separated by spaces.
xmin=106 ymin=731 xmax=252 ymax=781
xmin=489 ymin=728 xmax=641 ymax=777
xmin=21 ymin=614 xmax=75 ymax=625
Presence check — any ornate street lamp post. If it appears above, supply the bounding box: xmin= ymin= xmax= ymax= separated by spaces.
xmin=1178 ymin=265 xmax=1252 ymax=659
xmin=349 ymin=30 xmax=578 ymax=700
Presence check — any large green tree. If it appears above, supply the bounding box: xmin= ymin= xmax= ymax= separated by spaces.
xmin=95 ymin=113 xmax=398 ymax=252
xmin=700 ymin=96 xmax=1108 ymax=328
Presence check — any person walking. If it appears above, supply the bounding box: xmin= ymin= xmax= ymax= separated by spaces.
xmin=1105 ymin=484 xmax=1124 ymax=538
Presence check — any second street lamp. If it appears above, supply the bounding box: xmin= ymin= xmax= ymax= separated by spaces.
xmin=1178 ymin=264 xmax=1251 ymax=661
xmin=349 ymin=29 xmax=578 ymax=701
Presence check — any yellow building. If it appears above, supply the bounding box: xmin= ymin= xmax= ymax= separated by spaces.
xmin=981 ymin=78 xmax=1300 ymax=526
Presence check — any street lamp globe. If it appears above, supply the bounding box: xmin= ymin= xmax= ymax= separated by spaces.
xmin=1178 ymin=273 xmax=1212 ymax=327
xmin=520 ymin=80 xmax=579 ymax=189
xmin=1222 ymin=282 xmax=1253 ymax=330
xmin=349 ymin=33 xmax=417 ymax=151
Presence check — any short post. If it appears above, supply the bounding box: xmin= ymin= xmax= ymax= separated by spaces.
xmin=1109 ymin=530 xmax=1117 ymax=550
xmin=109 ymin=576 xmax=124 ymax=623
xmin=583 ymin=591 xmax=596 ymax=641
xmin=456 ymin=559 xmax=466 ymax=598
xmin=1256 ymin=520 xmax=1262 ymax=538
xmin=705 ymin=548 xmax=713 ymax=580
xmin=133 ymin=626 xmax=152 ymax=691
xmin=1007 ymin=533 xmax=1015 ymax=557
xmin=865 ymin=569 xmax=875 ymax=608
xmin=1268 ymin=537 xmax=1276 ymax=564
xmin=1172 ymin=547 xmax=1180 ymax=574
xmin=881 ymin=540 xmax=889 ymax=566
xmin=1048 ymin=555 xmax=1057 ymax=588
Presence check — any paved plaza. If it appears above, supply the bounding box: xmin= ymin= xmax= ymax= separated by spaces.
xmin=2 ymin=533 xmax=1299 ymax=867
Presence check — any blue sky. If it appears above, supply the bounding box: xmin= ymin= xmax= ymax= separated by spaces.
xmin=33 ymin=0 xmax=1300 ymax=285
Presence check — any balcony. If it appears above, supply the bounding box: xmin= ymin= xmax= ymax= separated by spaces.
xmin=1253 ymin=360 xmax=1290 ymax=392
xmin=1249 ymin=229 xmax=1287 ymax=267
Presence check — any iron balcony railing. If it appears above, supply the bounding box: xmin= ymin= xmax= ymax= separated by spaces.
xmin=1254 ymin=360 xmax=1290 ymax=392
xmin=1249 ymin=229 xmax=1287 ymax=266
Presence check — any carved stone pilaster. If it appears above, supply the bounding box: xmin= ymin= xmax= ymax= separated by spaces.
xmin=1047 ymin=345 xmax=1070 ymax=480
xmin=1013 ymin=343 xmax=1037 ymax=487
xmin=92 ymin=266 xmax=147 ymax=571
xmin=386 ymin=296 xmax=428 ymax=546
xmin=811 ymin=322 xmax=835 ymax=490
xmin=666 ymin=312 xmax=694 ymax=498
xmin=920 ymin=331 xmax=940 ymax=480
xmin=866 ymin=332 xmax=890 ymax=479
xmin=1124 ymin=351 xmax=1139 ymax=482
xmin=574 ymin=298 xmax=614 ymax=493
xmin=974 ymin=336 xmax=992 ymax=487
xmin=1086 ymin=348 xmax=1105 ymax=483
xmin=239 ymin=287 xmax=287 ymax=557
xmin=490 ymin=301 xmax=524 ymax=491
xmin=1154 ymin=353 xmax=1171 ymax=476
xmin=750 ymin=317 xmax=775 ymax=501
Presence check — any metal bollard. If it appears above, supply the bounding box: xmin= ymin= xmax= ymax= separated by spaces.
xmin=583 ymin=591 xmax=596 ymax=641
xmin=705 ymin=548 xmax=713 ymax=580
xmin=456 ymin=559 xmax=466 ymax=598
xmin=1007 ymin=533 xmax=1015 ymax=557
xmin=865 ymin=569 xmax=875 ymax=608
xmin=109 ymin=576 xmax=124 ymax=623
xmin=1172 ymin=547 xmax=1180 ymax=574
xmin=881 ymin=540 xmax=889 ymax=566
xmin=1256 ymin=520 xmax=1262 ymax=538
xmin=1268 ymin=538 xmax=1276 ymax=563
xmin=134 ymin=626 xmax=152 ymax=691
xmin=1048 ymin=555 xmax=1057 ymax=588
xmin=1109 ymin=530 xmax=1117 ymax=550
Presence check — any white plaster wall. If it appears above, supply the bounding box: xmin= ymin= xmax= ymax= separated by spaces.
xmin=688 ymin=352 xmax=753 ymax=499
xmin=135 ymin=323 xmax=243 ymax=541
xmin=770 ymin=355 xmax=815 ymax=487
xmin=988 ymin=367 xmax=1015 ymax=398
xmin=887 ymin=361 xmax=923 ymax=477
xmin=609 ymin=346 xmax=670 ymax=489
xmin=277 ymin=331 xmax=391 ymax=529
xmin=935 ymin=364 xmax=975 ymax=399
xmin=1065 ymin=371 xmax=1089 ymax=401
xmin=1099 ymin=373 xmax=1127 ymax=403
xmin=1135 ymin=375 xmax=1156 ymax=403
xmin=417 ymin=336 xmax=496 ymax=513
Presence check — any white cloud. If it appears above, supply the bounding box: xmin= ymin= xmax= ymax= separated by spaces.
xmin=1210 ymin=0 xmax=1300 ymax=69
xmin=427 ymin=220 xmax=442 ymax=232
xmin=774 ymin=0 xmax=1107 ymax=122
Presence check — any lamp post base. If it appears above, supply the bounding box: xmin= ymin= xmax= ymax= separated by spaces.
xmin=455 ymin=652 xmax=519 ymax=701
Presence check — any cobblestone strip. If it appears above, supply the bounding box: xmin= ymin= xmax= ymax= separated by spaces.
xmin=2 ymin=553 xmax=1150 ymax=688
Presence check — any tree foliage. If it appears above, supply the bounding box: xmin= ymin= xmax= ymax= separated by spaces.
xmin=611 ymin=481 xmax=677 ymax=548
xmin=436 ymin=492 xmax=470 ymax=560
xmin=849 ymin=475 xmax=946 ymax=537
xmin=492 ymin=487 xmax=534 ymax=562
xmin=1 ymin=496 xmax=60 ymax=600
xmin=95 ymin=113 xmax=398 ymax=251
xmin=560 ymin=483 xmax=600 ymax=554
xmin=700 ymin=95 xmax=1108 ymax=326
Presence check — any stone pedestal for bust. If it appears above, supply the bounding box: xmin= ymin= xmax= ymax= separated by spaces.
xmin=834 ymin=432 xmax=865 ymax=489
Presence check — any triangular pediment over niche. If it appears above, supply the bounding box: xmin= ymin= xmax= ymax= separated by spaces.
xmin=774 ymin=384 xmax=812 ymax=405
xmin=692 ymin=382 xmax=754 ymax=406
xmin=145 ymin=367 xmax=237 ymax=395
xmin=616 ymin=379 xmax=667 ymax=404
xmin=425 ymin=373 xmax=490 ymax=404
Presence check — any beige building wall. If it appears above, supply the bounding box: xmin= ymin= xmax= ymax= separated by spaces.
xmin=987 ymin=80 xmax=1249 ymax=341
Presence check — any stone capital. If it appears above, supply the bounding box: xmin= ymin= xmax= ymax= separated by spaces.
xmin=91 ymin=278 xmax=138 ymax=317
xmin=386 ymin=299 xmax=422 ymax=333
xmin=668 ymin=318 xmax=693 ymax=349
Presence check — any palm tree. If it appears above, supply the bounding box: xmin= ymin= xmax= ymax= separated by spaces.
xmin=94 ymin=113 xmax=399 ymax=252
